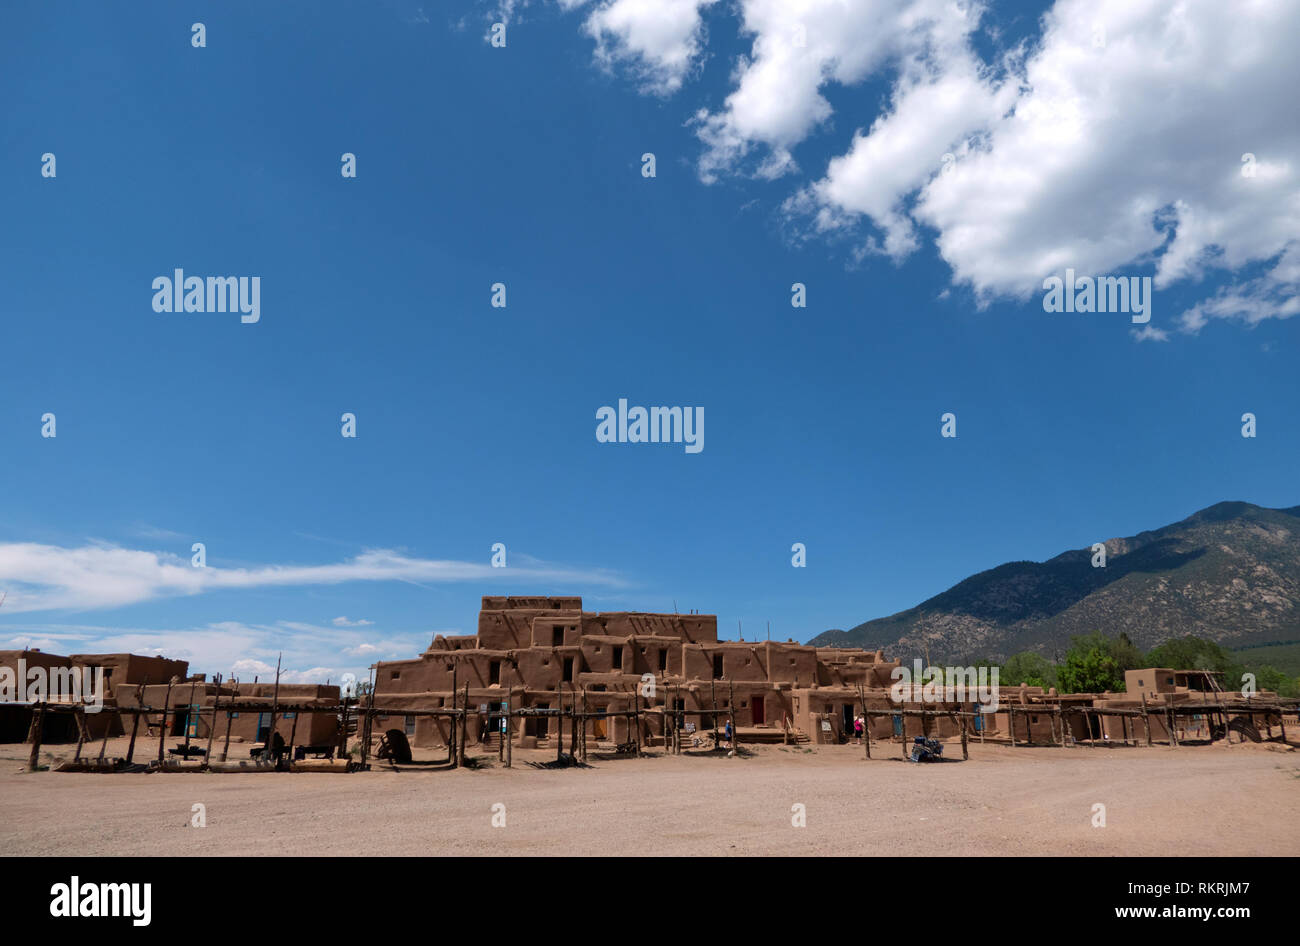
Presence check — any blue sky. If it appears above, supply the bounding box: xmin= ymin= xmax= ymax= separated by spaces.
xmin=1 ymin=0 xmax=1296 ymax=682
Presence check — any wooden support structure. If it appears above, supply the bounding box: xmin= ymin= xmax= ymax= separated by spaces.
xmin=156 ymin=680 xmax=174 ymax=764
xmin=205 ymin=678 xmax=222 ymax=766
xmin=505 ymin=689 xmax=513 ymax=769
xmin=125 ymin=679 xmax=147 ymax=765
xmin=26 ymin=704 xmax=45 ymax=771
xmin=72 ymin=707 xmax=88 ymax=763
xmin=458 ymin=683 xmax=468 ymax=767
xmin=266 ymin=654 xmax=282 ymax=761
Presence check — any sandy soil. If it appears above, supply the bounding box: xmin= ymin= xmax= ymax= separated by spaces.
xmin=2 ymin=736 xmax=1297 ymax=856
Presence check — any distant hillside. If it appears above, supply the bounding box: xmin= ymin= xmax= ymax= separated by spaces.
xmin=811 ymin=501 xmax=1300 ymax=663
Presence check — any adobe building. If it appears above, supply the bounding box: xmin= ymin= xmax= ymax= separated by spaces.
xmin=115 ymin=680 xmax=341 ymax=749
xmin=0 ymin=649 xmax=190 ymax=743
xmin=368 ymin=595 xmax=902 ymax=749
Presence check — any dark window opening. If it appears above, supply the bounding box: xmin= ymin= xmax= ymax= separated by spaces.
xmin=553 ymin=627 xmax=564 ymax=646
xmin=489 ymin=660 xmax=501 ymax=685
xmin=658 ymin=650 xmax=667 ymax=672
xmin=613 ymin=648 xmax=623 ymax=670
xmin=563 ymin=658 xmax=574 ymax=682
xmin=713 ymin=655 xmax=723 ymax=679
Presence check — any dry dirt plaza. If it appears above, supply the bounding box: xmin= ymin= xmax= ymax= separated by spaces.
xmin=2 ymin=736 xmax=1297 ymax=857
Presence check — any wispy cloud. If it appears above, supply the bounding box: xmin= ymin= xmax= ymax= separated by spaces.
xmin=0 ymin=619 xmax=441 ymax=682
xmin=0 ymin=542 xmax=627 ymax=613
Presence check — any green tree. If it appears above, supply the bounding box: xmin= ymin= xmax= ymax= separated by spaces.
xmin=1057 ymin=632 xmax=1139 ymax=693
xmin=999 ymin=652 xmax=1058 ymax=689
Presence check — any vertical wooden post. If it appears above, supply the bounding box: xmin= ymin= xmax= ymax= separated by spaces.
xmin=960 ymin=711 xmax=969 ymax=760
xmin=458 ymin=682 xmax=468 ymax=767
xmin=728 ymin=681 xmax=738 ymax=754
xmin=710 ymin=679 xmax=719 ymax=750
xmin=581 ymin=688 xmax=588 ymax=763
xmin=1008 ymin=707 xmax=1017 ymax=747
xmin=95 ymin=709 xmax=114 ymax=765
xmin=73 ymin=708 xmax=87 ymax=762
xmin=1140 ymin=694 xmax=1152 ymax=747
xmin=287 ymin=709 xmax=300 ymax=767
xmin=266 ymin=655 xmax=282 ymax=761
xmin=157 ymin=680 xmax=174 ymax=764
xmin=338 ymin=695 xmax=350 ymax=761
xmin=205 ymin=678 xmax=222 ymax=766
xmin=556 ymin=687 xmax=565 ymax=764
xmin=505 ymin=689 xmax=512 ymax=769
xmin=449 ymin=662 xmax=458 ymax=763
xmin=26 ymin=704 xmax=45 ymax=771
xmin=182 ymin=680 xmax=198 ymax=755
xmin=221 ymin=696 xmax=236 ymax=762
xmin=125 ymin=679 xmax=146 ymax=765
xmin=858 ymin=685 xmax=870 ymax=760
xmin=1167 ymin=706 xmax=1179 ymax=747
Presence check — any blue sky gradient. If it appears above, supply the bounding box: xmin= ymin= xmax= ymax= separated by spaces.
xmin=1 ymin=1 xmax=1295 ymax=681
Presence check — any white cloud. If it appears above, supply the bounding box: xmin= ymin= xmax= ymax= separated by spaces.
xmin=555 ymin=0 xmax=1300 ymax=332
xmin=332 ymin=616 xmax=374 ymax=627
xmin=1 ymin=619 xmax=440 ymax=683
xmin=0 ymin=542 xmax=625 ymax=613
xmin=1131 ymin=324 xmax=1169 ymax=343
xmin=579 ymin=0 xmax=718 ymax=94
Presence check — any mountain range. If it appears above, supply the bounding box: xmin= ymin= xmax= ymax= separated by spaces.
xmin=810 ymin=501 xmax=1300 ymax=663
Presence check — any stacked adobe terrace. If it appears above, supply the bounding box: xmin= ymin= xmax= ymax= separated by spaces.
xmin=370 ymin=595 xmax=905 ymax=747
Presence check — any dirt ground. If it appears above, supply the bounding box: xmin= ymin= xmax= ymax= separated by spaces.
xmin=2 ymin=736 xmax=1297 ymax=856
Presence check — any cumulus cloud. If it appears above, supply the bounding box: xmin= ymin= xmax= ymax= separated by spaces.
xmin=578 ymin=0 xmax=718 ymax=94
xmin=0 ymin=542 xmax=625 ymax=613
xmin=555 ymin=0 xmax=1300 ymax=332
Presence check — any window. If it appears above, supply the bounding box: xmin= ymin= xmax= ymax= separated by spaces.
xmin=613 ymin=648 xmax=623 ymax=670
xmin=713 ymin=655 xmax=723 ymax=679
xmin=489 ymin=660 xmax=501 ymax=685
xmin=227 ymin=711 xmax=239 ymax=719
xmin=563 ymin=658 xmax=574 ymax=682
xmin=284 ymin=711 xmax=296 ymax=719
xmin=553 ymin=627 xmax=564 ymax=646
xmin=390 ymin=670 xmax=400 ymax=680
xmin=404 ymin=715 xmax=416 ymax=736
xmin=658 ymin=650 xmax=667 ymax=672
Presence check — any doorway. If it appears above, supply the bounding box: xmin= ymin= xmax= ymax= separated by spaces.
xmin=752 ymin=696 xmax=766 ymax=725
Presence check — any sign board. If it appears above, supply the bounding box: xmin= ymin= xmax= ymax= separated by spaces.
xmin=683 ymin=722 xmax=696 ymax=733
xmin=478 ymin=704 xmax=488 ymax=713
xmin=820 ymin=721 xmax=833 ymax=732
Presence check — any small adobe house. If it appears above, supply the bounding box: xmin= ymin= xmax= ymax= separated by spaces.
xmin=0 ymin=649 xmax=189 ymax=743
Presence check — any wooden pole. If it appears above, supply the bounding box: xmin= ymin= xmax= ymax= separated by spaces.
xmin=581 ymin=688 xmax=588 ymax=763
xmin=556 ymin=686 xmax=565 ymax=764
xmin=125 ymin=679 xmax=146 ymax=765
xmin=449 ymin=662 xmax=458 ymax=762
xmin=182 ymin=680 xmax=198 ymax=754
xmin=710 ymin=679 xmax=719 ymax=750
xmin=458 ymin=683 xmax=468 ymax=767
xmin=26 ymin=704 xmax=45 ymax=771
xmin=959 ymin=711 xmax=969 ymax=760
xmin=287 ymin=708 xmax=300 ymax=767
xmin=157 ymin=680 xmax=174 ymax=764
xmin=505 ymin=689 xmax=512 ymax=769
xmin=1008 ymin=707 xmax=1017 ymax=747
xmin=95 ymin=709 xmax=114 ymax=765
xmin=267 ymin=654 xmax=282 ymax=761
xmin=728 ymin=681 xmax=738 ymax=754
xmin=338 ymin=695 xmax=350 ymax=761
xmin=205 ymin=678 xmax=222 ymax=765
xmin=569 ymin=685 xmax=578 ymax=758
xmin=73 ymin=707 xmax=87 ymax=762
xmin=1140 ymin=694 xmax=1152 ymax=747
